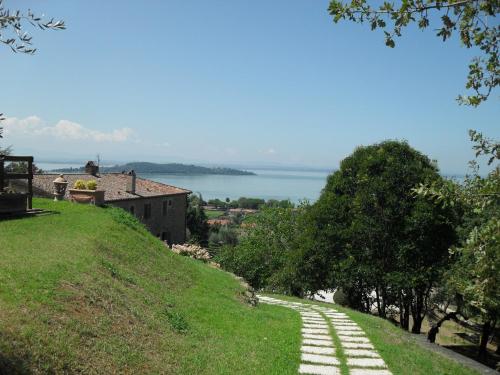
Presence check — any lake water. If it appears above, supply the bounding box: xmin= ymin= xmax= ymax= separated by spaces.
xmin=138 ymin=170 xmax=467 ymax=203
xmin=37 ymin=162 xmax=466 ymax=204
xmin=38 ymin=162 xmax=331 ymax=203
xmin=141 ymin=169 xmax=331 ymax=203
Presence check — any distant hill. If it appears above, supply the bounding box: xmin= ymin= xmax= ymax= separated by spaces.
xmin=53 ymin=162 xmax=256 ymax=176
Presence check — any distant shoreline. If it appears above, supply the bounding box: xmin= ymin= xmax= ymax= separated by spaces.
xmin=51 ymin=162 xmax=256 ymax=176
xmin=39 ymin=161 xmax=468 ymax=180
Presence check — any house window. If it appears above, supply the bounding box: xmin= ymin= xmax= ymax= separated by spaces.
xmin=130 ymin=205 xmax=135 ymax=215
xmin=163 ymin=200 xmax=168 ymax=216
xmin=169 ymin=199 xmax=172 ymax=206
xmin=144 ymin=203 xmax=151 ymax=219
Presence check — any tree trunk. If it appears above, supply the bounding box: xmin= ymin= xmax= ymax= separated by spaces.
xmin=400 ymin=308 xmax=409 ymax=330
xmin=375 ymin=287 xmax=382 ymax=317
xmin=404 ymin=302 xmax=410 ymax=331
xmin=398 ymin=291 xmax=405 ymax=328
xmin=427 ymin=312 xmax=459 ymax=343
xmin=412 ymin=315 xmax=424 ymax=334
xmin=495 ymin=324 xmax=500 ymax=354
xmin=399 ymin=290 xmax=410 ymax=330
xmin=362 ymin=294 xmax=371 ymax=314
xmin=290 ymin=285 xmax=303 ymax=298
xmin=402 ymin=300 xmax=410 ymax=331
xmin=443 ymin=300 xmax=450 ymax=314
xmin=411 ymin=289 xmax=424 ymax=334
xmin=380 ymin=287 xmax=387 ymax=319
xmin=478 ymin=320 xmax=492 ymax=358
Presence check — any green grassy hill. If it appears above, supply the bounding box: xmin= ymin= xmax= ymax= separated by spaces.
xmin=0 ymin=199 xmax=479 ymax=374
xmin=0 ymin=199 xmax=299 ymax=374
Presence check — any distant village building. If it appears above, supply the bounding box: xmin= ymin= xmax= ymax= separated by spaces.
xmin=207 ymin=218 xmax=231 ymax=226
xmin=32 ymin=163 xmax=191 ymax=244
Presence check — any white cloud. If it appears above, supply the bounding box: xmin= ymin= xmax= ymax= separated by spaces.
xmin=3 ymin=116 xmax=42 ymax=136
xmin=260 ymin=148 xmax=276 ymax=155
xmin=3 ymin=116 xmax=133 ymax=143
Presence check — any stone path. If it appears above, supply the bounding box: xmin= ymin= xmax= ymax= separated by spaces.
xmin=257 ymin=295 xmax=392 ymax=375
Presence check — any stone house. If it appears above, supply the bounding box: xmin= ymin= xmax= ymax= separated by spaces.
xmin=32 ymin=168 xmax=191 ymax=244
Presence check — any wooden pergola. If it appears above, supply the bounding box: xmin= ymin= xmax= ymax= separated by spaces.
xmin=0 ymin=155 xmax=34 ymax=210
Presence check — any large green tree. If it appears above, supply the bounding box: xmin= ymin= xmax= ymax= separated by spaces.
xmin=328 ymin=0 xmax=499 ymax=106
xmin=308 ymin=140 xmax=458 ymax=333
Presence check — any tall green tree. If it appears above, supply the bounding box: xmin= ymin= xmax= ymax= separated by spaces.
xmin=216 ymin=205 xmax=308 ymax=294
xmin=309 ymin=140 xmax=457 ymax=333
xmin=186 ymin=194 xmax=209 ymax=247
xmin=328 ymin=0 xmax=499 ymax=106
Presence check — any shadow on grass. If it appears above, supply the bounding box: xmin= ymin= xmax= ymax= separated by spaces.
xmin=0 ymin=332 xmax=34 ymax=375
xmin=0 ymin=209 xmax=60 ymax=222
xmin=455 ymin=331 xmax=481 ymax=345
xmin=443 ymin=344 xmax=500 ymax=371
xmin=0 ymin=352 xmax=33 ymax=375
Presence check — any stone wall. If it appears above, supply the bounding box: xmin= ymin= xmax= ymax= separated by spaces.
xmin=110 ymin=194 xmax=187 ymax=244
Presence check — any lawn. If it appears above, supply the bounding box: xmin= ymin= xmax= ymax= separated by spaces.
xmin=263 ymin=294 xmax=480 ymax=375
xmin=0 ymin=199 xmax=300 ymax=374
xmin=205 ymin=209 xmax=225 ymax=219
xmin=0 ymin=199 xmax=482 ymax=374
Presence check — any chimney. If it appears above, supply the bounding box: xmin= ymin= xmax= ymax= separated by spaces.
xmin=85 ymin=161 xmax=99 ymax=176
xmin=126 ymin=170 xmax=136 ymax=194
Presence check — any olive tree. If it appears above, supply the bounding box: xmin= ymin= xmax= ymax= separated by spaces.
xmin=415 ymin=131 xmax=499 ymax=355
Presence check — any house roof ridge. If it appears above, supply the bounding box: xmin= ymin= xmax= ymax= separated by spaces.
xmin=135 ymin=176 xmax=192 ymax=193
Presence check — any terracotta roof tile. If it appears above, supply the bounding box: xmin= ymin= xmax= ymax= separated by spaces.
xmin=33 ymin=173 xmax=191 ymax=202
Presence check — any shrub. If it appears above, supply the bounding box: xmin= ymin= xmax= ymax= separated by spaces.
xmin=73 ymin=180 xmax=87 ymax=190
xmin=215 ymin=206 xmax=308 ymax=294
xmin=86 ymin=180 xmax=97 ymax=190
xmin=171 ymin=244 xmax=211 ymax=262
xmin=208 ymin=225 xmax=239 ymax=255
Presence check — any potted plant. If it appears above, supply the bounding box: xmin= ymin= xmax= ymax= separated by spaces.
xmin=0 ymin=187 xmax=28 ymax=214
xmin=68 ymin=179 xmax=105 ymax=206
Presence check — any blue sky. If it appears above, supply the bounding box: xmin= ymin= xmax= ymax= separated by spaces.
xmin=1 ymin=0 xmax=498 ymax=174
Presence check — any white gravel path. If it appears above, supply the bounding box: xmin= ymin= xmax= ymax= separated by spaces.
xmin=313 ymin=305 xmax=391 ymax=373
xmin=257 ymin=295 xmax=392 ymax=375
